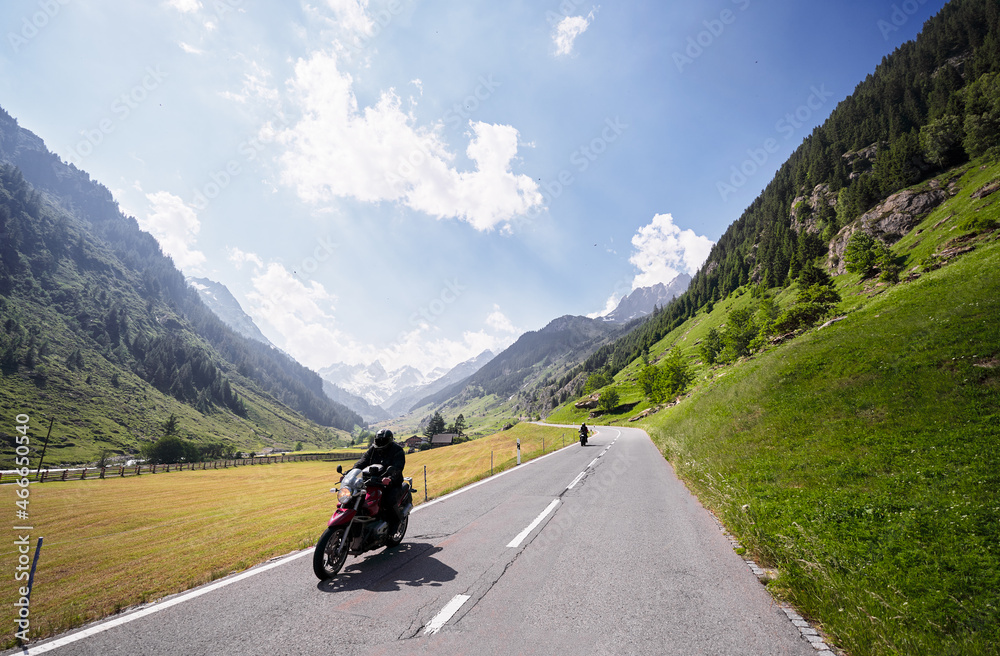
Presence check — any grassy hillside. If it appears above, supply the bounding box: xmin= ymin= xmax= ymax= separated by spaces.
xmin=0 ymin=286 xmax=351 ymax=465
xmin=549 ymin=160 xmax=1000 ymax=655
xmin=0 ymin=160 xmax=360 ymax=464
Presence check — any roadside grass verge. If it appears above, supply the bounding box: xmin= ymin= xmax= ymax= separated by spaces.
xmin=640 ymin=237 xmax=1000 ymax=655
xmin=0 ymin=423 xmax=568 ymax=648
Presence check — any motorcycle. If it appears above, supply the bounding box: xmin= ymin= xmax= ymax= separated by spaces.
xmin=313 ymin=463 xmax=415 ymax=580
xmin=580 ymin=429 xmax=588 ymax=446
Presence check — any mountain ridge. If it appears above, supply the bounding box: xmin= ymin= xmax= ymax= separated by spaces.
xmin=602 ymin=274 xmax=692 ymax=324
xmin=187 ymin=277 xmax=273 ymax=347
xmin=0 ymin=108 xmax=365 ymax=463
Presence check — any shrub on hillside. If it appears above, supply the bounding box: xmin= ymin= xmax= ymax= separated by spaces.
xmin=598 ymin=387 xmax=620 ymax=413
xmin=844 ymin=232 xmax=901 ymax=282
xmin=700 ymin=327 xmax=723 ymax=365
xmin=640 ymin=348 xmax=692 ymax=403
xmin=720 ymin=307 xmax=758 ymax=361
xmin=773 ymin=283 xmax=842 ymax=333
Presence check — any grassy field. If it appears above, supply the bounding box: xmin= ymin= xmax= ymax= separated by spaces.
xmin=0 ymin=422 xmax=568 ymax=648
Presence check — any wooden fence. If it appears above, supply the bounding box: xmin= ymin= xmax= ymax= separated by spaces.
xmin=0 ymin=452 xmax=360 ymax=485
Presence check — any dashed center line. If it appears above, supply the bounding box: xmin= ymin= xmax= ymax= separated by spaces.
xmin=422 ymin=594 xmax=471 ymax=635
xmin=506 ymin=499 xmax=560 ymax=548
xmin=566 ymin=471 xmax=586 ymax=490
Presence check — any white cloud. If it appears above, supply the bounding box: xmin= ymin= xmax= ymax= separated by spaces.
xmin=242 ymin=262 xmax=521 ymax=374
xmin=325 ymin=0 xmax=374 ymax=37
xmin=220 ymin=61 xmax=279 ymax=106
xmin=245 ymin=263 xmax=356 ymax=369
xmin=227 ymin=247 xmax=264 ymax=270
xmin=629 ymin=213 xmax=714 ymax=289
xmin=486 ymin=305 xmax=518 ymax=334
xmin=588 ymin=293 xmax=622 ymax=319
xmin=166 ymin=0 xmax=201 ymax=13
xmin=553 ymin=11 xmax=595 ymax=56
xmin=138 ymin=191 xmax=207 ymax=272
xmin=276 ymin=49 xmax=542 ymax=231
xmin=179 ymin=42 xmax=204 ymax=55
xmin=376 ymin=306 xmax=521 ymax=374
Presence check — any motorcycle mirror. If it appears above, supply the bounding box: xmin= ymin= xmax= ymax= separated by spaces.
xmin=336 ymin=465 xmax=343 ymax=474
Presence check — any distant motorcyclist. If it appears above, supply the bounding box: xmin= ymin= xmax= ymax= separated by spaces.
xmin=579 ymin=423 xmax=589 ymax=445
xmin=353 ymin=428 xmax=406 ymax=531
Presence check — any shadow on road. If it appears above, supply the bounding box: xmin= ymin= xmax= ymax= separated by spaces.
xmin=316 ymin=541 xmax=457 ymax=594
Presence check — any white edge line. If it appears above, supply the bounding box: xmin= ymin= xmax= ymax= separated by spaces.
xmin=423 ymin=594 xmax=471 ymax=635
xmin=412 ymin=443 xmax=574 ymax=514
xmin=21 ymin=550 xmax=311 ymax=654
xmin=566 ymin=471 xmax=586 ymax=490
xmin=506 ymin=499 xmax=560 ymax=548
xmin=588 ymin=458 xmax=599 ymax=469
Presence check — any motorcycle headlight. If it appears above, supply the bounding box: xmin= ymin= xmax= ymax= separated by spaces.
xmin=337 ymin=485 xmax=353 ymax=504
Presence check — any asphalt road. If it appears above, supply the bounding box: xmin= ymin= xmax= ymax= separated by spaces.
xmin=13 ymin=427 xmax=817 ymax=656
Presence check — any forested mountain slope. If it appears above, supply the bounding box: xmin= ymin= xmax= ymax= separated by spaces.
xmin=0 ymin=109 xmax=364 ymax=464
xmin=414 ymin=314 xmax=629 ymax=418
xmin=576 ymin=0 xmax=1000 ymax=382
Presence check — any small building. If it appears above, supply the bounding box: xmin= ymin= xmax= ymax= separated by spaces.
xmin=430 ymin=433 xmax=457 ymax=447
xmin=403 ymin=435 xmax=426 ymax=449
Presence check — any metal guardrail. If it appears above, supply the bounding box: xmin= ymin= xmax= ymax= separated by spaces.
xmin=0 ymin=452 xmax=360 ymax=484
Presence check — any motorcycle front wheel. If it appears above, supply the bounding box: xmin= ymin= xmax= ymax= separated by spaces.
xmin=385 ymin=514 xmax=409 ymax=547
xmin=313 ymin=526 xmax=348 ymax=580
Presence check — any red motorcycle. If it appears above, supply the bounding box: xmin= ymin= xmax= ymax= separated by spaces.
xmin=313 ymin=463 xmax=415 ymax=580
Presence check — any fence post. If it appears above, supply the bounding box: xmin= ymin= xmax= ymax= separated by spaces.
xmin=100 ymin=467 xmax=105 ymax=479
xmin=80 ymin=468 xmax=86 ymax=480
xmin=424 ymin=465 xmax=427 ymax=503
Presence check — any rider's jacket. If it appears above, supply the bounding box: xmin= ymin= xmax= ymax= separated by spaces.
xmin=353 ymin=441 xmax=406 ymax=485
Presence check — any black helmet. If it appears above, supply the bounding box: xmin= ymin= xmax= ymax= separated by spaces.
xmin=374 ymin=429 xmax=394 ymax=448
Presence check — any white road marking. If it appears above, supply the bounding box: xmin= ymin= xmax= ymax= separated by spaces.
xmin=423 ymin=594 xmax=471 ymax=635
xmin=566 ymin=471 xmax=586 ymax=490
xmin=507 ymin=499 xmax=560 ymax=548
xmin=412 ymin=443 xmax=573 ymax=514
xmin=19 ymin=550 xmax=311 ymax=654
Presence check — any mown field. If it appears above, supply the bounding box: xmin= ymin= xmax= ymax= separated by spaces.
xmin=0 ymin=422 xmax=569 ymax=648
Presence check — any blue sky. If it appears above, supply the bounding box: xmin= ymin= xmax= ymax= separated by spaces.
xmin=0 ymin=0 xmax=947 ymax=375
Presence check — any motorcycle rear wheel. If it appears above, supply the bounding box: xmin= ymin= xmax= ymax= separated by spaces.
xmin=313 ymin=526 xmax=348 ymax=580
xmin=385 ymin=514 xmax=409 ymax=547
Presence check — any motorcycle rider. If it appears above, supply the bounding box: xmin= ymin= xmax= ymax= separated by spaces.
xmin=352 ymin=428 xmax=406 ymax=533
xmin=579 ymin=423 xmax=589 ymax=443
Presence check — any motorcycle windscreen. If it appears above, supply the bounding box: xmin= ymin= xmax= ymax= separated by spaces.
xmin=341 ymin=469 xmax=363 ymax=491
